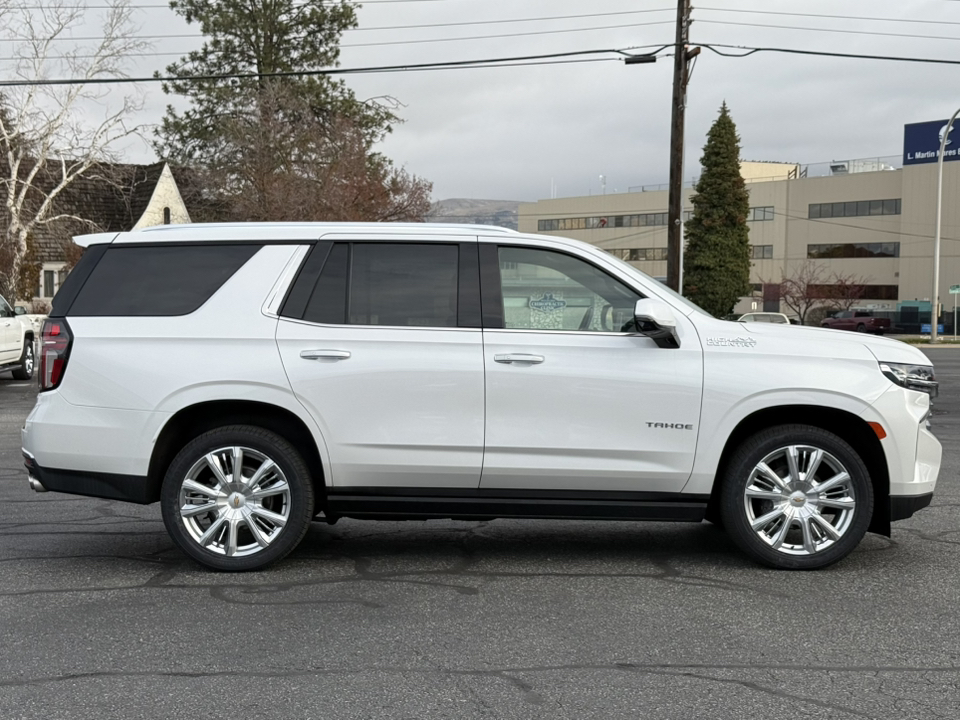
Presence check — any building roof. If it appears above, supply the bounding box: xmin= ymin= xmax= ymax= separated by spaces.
xmin=3 ymin=160 xmax=182 ymax=263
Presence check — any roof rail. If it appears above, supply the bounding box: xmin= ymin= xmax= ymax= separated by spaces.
xmin=135 ymin=221 xmax=518 ymax=234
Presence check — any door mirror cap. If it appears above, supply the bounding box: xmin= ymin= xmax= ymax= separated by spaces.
xmin=634 ymin=298 xmax=680 ymax=348
xmin=14 ymin=306 xmax=26 ymax=315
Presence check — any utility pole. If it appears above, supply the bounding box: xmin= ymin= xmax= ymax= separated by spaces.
xmin=667 ymin=0 xmax=698 ymax=293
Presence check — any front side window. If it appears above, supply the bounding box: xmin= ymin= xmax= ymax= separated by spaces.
xmin=0 ymin=296 xmax=12 ymax=317
xmin=498 ymin=246 xmax=640 ymax=332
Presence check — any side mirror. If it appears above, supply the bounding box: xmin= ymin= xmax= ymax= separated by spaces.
xmin=14 ymin=306 xmax=26 ymax=315
xmin=634 ymin=298 xmax=680 ymax=348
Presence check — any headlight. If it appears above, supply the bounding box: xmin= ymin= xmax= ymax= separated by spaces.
xmin=878 ymin=362 xmax=938 ymax=398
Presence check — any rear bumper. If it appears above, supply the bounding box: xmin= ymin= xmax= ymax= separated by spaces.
xmin=23 ymin=453 xmax=155 ymax=504
xmin=890 ymin=492 xmax=933 ymax=521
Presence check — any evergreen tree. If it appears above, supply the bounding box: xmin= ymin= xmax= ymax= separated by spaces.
xmin=682 ymin=103 xmax=751 ymax=317
xmin=152 ymin=0 xmax=432 ymax=222
xmin=155 ymin=0 xmax=394 ymax=164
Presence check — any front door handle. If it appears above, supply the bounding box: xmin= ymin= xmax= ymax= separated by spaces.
xmin=300 ymin=349 xmax=351 ymax=361
xmin=494 ymin=353 xmax=545 ymax=364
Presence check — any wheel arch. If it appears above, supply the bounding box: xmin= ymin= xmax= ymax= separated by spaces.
xmin=707 ymin=405 xmax=890 ymax=536
xmin=147 ymin=400 xmax=327 ymax=507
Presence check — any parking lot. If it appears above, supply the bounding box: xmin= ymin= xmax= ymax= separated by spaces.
xmin=0 ymin=349 xmax=958 ymax=719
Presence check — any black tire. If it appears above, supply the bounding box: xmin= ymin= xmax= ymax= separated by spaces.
xmin=11 ymin=339 xmax=33 ymax=380
xmin=161 ymin=425 xmax=315 ymax=571
xmin=855 ymin=324 xmax=866 ymax=333
xmin=719 ymin=424 xmax=873 ymax=570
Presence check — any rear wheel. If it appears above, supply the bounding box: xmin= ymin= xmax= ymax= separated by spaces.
xmin=160 ymin=425 xmax=315 ymax=571
xmin=855 ymin=324 xmax=866 ymax=332
xmin=720 ymin=424 xmax=872 ymax=570
xmin=11 ymin=339 xmax=33 ymax=380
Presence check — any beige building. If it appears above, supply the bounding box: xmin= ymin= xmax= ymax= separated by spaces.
xmin=518 ymin=152 xmax=960 ymax=324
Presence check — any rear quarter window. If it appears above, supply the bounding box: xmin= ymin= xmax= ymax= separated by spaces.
xmin=67 ymin=244 xmax=262 ymax=317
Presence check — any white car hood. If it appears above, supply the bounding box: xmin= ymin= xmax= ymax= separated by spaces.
xmin=734 ymin=322 xmax=932 ymax=366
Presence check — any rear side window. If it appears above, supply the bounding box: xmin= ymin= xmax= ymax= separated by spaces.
xmin=303 ymin=243 xmax=348 ymax=325
xmin=68 ymin=245 xmax=261 ymax=317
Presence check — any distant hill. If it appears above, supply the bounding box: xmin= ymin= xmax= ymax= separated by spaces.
xmin=426 ymin=198 xmax=520 ymax=231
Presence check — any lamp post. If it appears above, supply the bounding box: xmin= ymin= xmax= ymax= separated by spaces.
xmin=931 ymin=107 xmax=960 ymax=342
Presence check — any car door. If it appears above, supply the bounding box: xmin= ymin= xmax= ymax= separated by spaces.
xmin=0 ymin=296 xmax=17 ymax=364
xmin=478 ymin=241 xmax=703 ymax=494
xmin=276 ymin=238 xmax=485 ymax=489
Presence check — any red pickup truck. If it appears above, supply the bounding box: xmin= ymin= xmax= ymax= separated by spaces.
xmin=821 ymin=311 xmax=891 ymax=335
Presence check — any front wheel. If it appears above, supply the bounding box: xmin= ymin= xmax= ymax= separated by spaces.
xmin=719 ymin=425 xmax=873 ymax=570
xmin=161 ymin=425 xmax=315 ymax=571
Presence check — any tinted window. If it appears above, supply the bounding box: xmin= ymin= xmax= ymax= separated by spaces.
xmin=302 ymin=243 xmax=348 ymax=325
xmin=349 ymin=244 xmax=459 ymax=327
xmin=498 ymin=247 xmax=640 ymax=332
xmin=0 ymin=296 xmax=12 ymax=317
xmin=68 ymin=244 xmax=260 ymax=316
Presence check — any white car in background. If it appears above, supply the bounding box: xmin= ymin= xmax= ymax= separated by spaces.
xmin=0 ymin=294 xmax=36 ymax=380
xmin=734 ymin=312 xmax=792 ymax=324
xmin=14 ymin=305 xmax=47 ymax=336
xmin=20 ymin=223 xmax=941 ymax=572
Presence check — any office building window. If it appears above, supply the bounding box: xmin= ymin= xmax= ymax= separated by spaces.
xmin=606 ymin=247 xmax=668 ymax=261
xmin=809 ymin=199 xmax=901 ymax=219
xmin=751 ymin=245 xmax=774 ymax=259
xmin=807 ymin=243 xmax=900 ymax=259
xmin=747 ymin=207 xmax=775 ymax=221
xmin=808 ymin=284 xmax=899 ymax=301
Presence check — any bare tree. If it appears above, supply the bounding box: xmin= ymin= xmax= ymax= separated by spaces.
xmin=766 ymin=261 xmax=872 ymax=325
xmin=204 ymin=82 xmax=432 ymax=224
xmin=0 ymin=0 xmax=149 ymax=299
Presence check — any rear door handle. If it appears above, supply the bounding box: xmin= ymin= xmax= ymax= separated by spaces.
xmin=494 ymin=353 xmax=545 ymax=364
xmin=300 ymin=349 xmax=351 ymax=361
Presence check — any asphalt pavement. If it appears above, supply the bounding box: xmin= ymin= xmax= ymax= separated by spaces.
xmin=1 ymin=350 xmax=958 ymax=719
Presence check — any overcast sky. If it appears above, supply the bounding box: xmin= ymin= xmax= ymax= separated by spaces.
xmin=8 ymin=0 xmax=960 ymax=202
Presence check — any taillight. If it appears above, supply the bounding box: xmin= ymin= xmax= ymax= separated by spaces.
xmin=39 ymin=318 xmax=72 ymax=391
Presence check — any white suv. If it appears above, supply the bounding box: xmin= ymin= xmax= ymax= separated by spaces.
xmin=21 ymin=223 xmax=941 ymax=571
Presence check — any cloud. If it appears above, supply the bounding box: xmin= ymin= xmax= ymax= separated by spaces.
xmin=12 ymin=0 xmax=959 ymax=203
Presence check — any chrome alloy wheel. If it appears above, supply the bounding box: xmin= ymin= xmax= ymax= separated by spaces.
xmin=743 ymin=444 xmax=856 ymax=556
xmin=23 ymin=343 xmax=34 ymax=375
xmin=178 ymin=446 xmax=291 ymax=557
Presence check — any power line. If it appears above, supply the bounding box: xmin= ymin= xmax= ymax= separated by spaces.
xmin=0 ymin=47 xmax=664 ymax=86
xmin=774 ymin=209 xmax=960 ymax=246
xmin=0 ymin=39 xmax=669 ymax=64
xmin=341 ymin=20 xmax=674 ymax=48
xmin=698 ymin=19 xmax=960 ymax=43
xmin=699 ymin=7 xmax=960 ymax=28
xmin=0 ymin=18 xmax=673 ymax=46
xmin=348 ymin=8 xmax=675 ymax=31
xmin=700 ymin=43 xmax=960 ymax=66
xmin=14 ymin=0 xmax=484 ymax=6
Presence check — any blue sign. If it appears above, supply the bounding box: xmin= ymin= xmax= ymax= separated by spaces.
xmin=904 ymin=120 xmax=960 ymax=165
xmin=528 ymin=293 xmax=566 ymax=312
xmin=921 ymin=323 xmax=945 ymax=333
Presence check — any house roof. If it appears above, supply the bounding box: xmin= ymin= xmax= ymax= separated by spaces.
xmin=25 ymin=161 xmax=173 ymax=262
